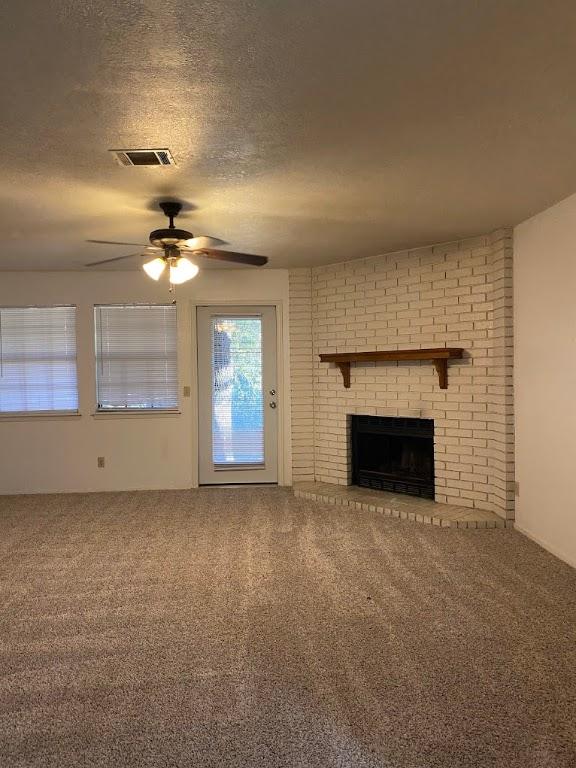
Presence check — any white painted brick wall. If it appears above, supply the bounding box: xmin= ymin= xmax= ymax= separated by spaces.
xmin=288 ymin=268 xmax=315 ymax=483
xmin=289 ymin=230 xmax=515 ymax=519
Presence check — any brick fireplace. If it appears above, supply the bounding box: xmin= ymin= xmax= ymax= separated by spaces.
xmin=289 ymin=229 xmax=515 ymax=519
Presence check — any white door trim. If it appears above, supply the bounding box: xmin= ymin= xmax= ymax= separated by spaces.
xmin=189 ymin=299 xmax=291 ymax=488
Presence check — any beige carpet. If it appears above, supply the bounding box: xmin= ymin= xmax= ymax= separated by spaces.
xmin=0 ymin=487 xmax=575 ymax=768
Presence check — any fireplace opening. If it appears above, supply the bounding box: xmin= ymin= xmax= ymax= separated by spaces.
xmin=351 ymin=416 xmax=434 ymax=499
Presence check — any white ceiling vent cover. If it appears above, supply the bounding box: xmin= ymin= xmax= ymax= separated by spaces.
xmin=109 ymin=148 xmax=176 ymax=167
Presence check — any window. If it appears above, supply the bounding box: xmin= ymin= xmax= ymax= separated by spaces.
xmin=95 ymin=304 xmax=178 ymax=410
xmin=211 ymin=315 xmax=264 ymax=465
xmin=0 ymin=306 xmax=78 ymax=413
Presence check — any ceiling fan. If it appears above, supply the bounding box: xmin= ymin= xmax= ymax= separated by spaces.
xmin=85 ymin=201 xmax=268 ymax=286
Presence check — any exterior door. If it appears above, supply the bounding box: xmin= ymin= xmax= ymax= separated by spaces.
xmin=197 ymin=306 xmax=278 ymax=484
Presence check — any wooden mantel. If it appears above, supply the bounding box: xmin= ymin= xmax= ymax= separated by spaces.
xmin=319 ymin=348 xmax=465 ymax=390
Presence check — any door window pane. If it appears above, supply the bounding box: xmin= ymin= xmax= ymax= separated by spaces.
xmin=211 ymin=316 xmax=264 ymax=465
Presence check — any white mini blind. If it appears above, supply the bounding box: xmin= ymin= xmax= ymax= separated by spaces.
xmin=0 ymin=306 xmax=78 ymax=413
xmin=95 ymin=304 xmax=178 ymax=410
xmin=211 ymin=315 xmax=264 ymax=466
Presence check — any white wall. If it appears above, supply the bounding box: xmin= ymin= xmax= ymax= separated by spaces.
xmin=515 ymin=193 xmax=576 ymax=568
xmin=0 ymin=270 xmax=291 ymax=494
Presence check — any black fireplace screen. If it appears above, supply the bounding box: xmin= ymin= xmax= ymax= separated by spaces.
xmin=351 ymin=416 xmax=434 ymax=499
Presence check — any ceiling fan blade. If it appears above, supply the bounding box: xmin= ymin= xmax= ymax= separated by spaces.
xmin=181 ymin=235 xmax=228 ymax=249
xmin=86 ymin=239 xmax=149 ymax=247
xmin=85 ymin=252 xmax=143 ymax=267
xmin=191 ymin=248 xmax=268 ymax=266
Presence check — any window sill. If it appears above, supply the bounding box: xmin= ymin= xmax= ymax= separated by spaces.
xmin=92 ymin=410 xmax=181 ymax=420
xmin=0 ymin=411 xmax=81 ymax=422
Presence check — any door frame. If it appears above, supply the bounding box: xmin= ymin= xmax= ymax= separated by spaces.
xmin=190 ymin=299 xmax=290 ymax=488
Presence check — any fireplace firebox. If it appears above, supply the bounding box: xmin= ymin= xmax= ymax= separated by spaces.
xmin=351 ymin=416 xmax=434 ymax=499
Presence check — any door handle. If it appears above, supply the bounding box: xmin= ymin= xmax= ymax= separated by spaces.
xmin=269 ymin=402 xmax=277 ymax=409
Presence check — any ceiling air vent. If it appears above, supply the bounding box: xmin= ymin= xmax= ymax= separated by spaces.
xmin=109 ymin=148 xmax=176 ymax=167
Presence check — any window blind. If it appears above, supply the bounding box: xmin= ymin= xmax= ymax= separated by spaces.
xmin=0 ymin=306 xmax=78 ymax=413
xmin=95 ymin=304 xmax=178 ymax=410
xmin=211 ymin=315 xmax=264 ymax=466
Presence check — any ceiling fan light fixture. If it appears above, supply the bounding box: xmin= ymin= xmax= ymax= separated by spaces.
xmin=169 ymin=257 xmax=199 ymax=285
xmin=85 ymin=200 xmax=268 ymax=271
xmin=142 ymin=257 xmax=166 ymax=280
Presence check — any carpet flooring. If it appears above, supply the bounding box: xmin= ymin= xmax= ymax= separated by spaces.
xmin=0 ymin=487 xmax=575 ymax=768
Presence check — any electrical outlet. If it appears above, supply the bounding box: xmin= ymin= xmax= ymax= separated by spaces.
xmin=183 ymin=385 xmax=191 ymax=398
xmin=97 ymin=457 xmax=105 ymax=468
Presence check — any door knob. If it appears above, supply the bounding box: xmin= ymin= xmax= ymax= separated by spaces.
xmin=269 ymin=389 xmax=276 ymax=396
xmin=269 ymin=402 xmax=277 ymax=409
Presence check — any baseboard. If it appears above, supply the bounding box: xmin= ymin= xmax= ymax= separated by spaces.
xmin=0 ymin=483 xmax=282 ymax=496
xmin=514 ymin=522 xmax=576 ymax=570
xmin=0 ymin=484 xmax=196 ymax=496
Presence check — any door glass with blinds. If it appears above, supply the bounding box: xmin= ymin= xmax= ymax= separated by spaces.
xmin=212 ymin=315 xmax=264 ymax=466
xmin=95 ymin=304 xmax=178 ymax=410
xmin=0 ymin=306 xmax=78 ymax=413
xmin=197 ymin=306 xmax=278 ymax=484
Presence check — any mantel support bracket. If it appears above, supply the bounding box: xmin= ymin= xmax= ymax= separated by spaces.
xmin=337 ymin=362 xmax=351 ymax=388
xmin=433 ymin=358 xmax=448 ymax=389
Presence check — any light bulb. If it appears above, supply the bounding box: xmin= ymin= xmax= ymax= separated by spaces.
xmin=142 ymin=257 xmax=166 ymax=281
xmin=169 ymin=257 xmax=199 ymax=284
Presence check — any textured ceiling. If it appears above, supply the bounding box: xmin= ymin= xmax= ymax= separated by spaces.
xmin=1 ymin=0 xmax=576 ymax=270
